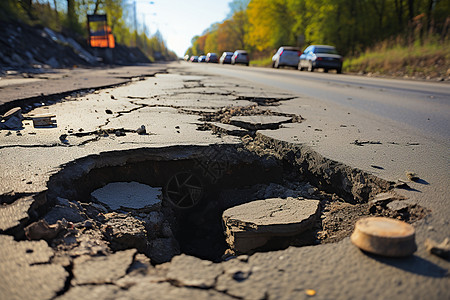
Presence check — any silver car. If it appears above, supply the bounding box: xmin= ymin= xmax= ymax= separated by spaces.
xmin=272 ymin=46 xmax=301 ymax=68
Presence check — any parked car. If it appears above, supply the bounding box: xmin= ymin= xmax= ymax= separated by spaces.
xmin=198 ymin=55 xmax=207 ymax=62
xmin=220 ymin=52 xmax=233 ymax=64
xmin=231 ymin=50 xmax=249 ymax=66
xmin=272 ymin=46 xmax=301 ymax=68
xmin=189 ymin=56 xmax=198 ymax=62
xmin=184 ymin=55 xmax=190 ymax=61
xmin=298 ymin=45 xmax=343 ymax=73
xmin=206 ymin=53 xmax=219 ymax=63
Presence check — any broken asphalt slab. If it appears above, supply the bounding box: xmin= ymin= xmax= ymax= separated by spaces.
xmin=0 ymin=64 xmax=168 ymax=114
xmin=0 ymin=63 xmax=449 ymax=299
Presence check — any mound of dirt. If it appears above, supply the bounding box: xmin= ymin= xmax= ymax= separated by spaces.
xmin=0 ymin=21 xmax=150 ymax=74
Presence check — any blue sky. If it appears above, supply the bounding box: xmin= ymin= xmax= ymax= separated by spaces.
xmin=135 ymin=0 xmax=232 ymax=57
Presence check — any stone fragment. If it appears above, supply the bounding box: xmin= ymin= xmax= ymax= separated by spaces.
xmin=24 ymin=219 xmax=65 ymax=241
xmin=102 ymin=212 xmax=148 ymax=253
xmin=72 ymin=249 xmax=136 ymax=284
xmin=44 ymin=197 xmax=87 ymax=224
xmin=167 ymin=254 xmax=223 ymax=288
xmin=387 ymin=200 xmax=410 ymax=212
xmin=406 ymin=171 xmax=419 ymax=181
xmin=425 ymin=238 xmax=450 ymax=260
xmin=351 ymin=217 xmax=417 ymax=257
xmin=91 ymin=182 xmax=162 ymax=212
xmin=136 ymin=124 xmax=146 ymax=134
xmin=0 ymin=235 xmax=67 ymax=300
xmin=222 ymin=197 xmax=320 ymax=253
xmin=230 ymin=115 xmax=292 ymax=130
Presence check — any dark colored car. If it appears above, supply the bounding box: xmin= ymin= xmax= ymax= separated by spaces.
xmin=298 ymin=45 xmax=343 ymax=73
xmin=206 ymin=53 xmax=219 ymax=63
xmin=198 ymin=55 xmax=207 ymax=62
xmin=231 ymin=50 xmax=249 ymax=66
xmin=189 ymin=56 xmax=198 ymax=62
xmin=220 ymin=52 xmax=233 ymax=64
xmin=272 ymin=46 xmax=301 ymax=68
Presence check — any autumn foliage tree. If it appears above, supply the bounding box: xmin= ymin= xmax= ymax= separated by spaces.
xmin=186 ymin=0 xmax=449 ymax=58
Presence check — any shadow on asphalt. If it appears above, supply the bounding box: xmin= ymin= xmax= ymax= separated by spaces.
xmin=366 ymin=252 xmax=448 ymax=278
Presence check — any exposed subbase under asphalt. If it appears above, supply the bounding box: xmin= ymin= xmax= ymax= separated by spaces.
xmin=27 ymin=136 xmax=427 ymax=265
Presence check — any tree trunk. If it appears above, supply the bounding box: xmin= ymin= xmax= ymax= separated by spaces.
xmin=67 ymin=0 xmax=76 ymax=31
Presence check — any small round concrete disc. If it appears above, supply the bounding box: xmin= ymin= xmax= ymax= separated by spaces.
xmin=351 ymin=217 xmax=417 ymax=257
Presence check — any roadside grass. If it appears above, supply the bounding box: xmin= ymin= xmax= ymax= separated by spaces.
xmin=250 ymin=56 xmax=273 ymax=67
xmin=344 ymin=39 xmax=450 ymax=78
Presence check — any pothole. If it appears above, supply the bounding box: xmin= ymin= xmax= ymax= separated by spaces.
xmin=26 ymin=138 xmax=427 ymax=266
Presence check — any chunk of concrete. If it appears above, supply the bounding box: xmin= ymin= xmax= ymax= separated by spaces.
xmin=0 ymin=196 xmax=34 ymax=232
xmin=44 ymin=197 xmax=87 ymax=224
xmin=166 ymin=254 xmax=223 ymax=288
xmin=209 ymin=122 xmax=248 ymax=136
xmin=91 ymin=182 xmax=161 ymax=211
xmin=72 ymin=249 xmax=136 ymax=284
xmin=222 ymin=197 xmax=320 ymax=253
xmin=102 ymin=212 xmax=148 ymax=253
xmin=230 ymin=115 xmax=292 ymax=130
xmin=0 ymin=235 xmax=67 ymax=300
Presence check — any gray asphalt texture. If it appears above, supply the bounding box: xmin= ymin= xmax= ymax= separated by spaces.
xmin=0 ymin=62 xmax=449 ymax=300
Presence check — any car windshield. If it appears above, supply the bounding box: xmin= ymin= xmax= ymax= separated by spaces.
xmin=314 ymin=47 xmax=338 ymax=54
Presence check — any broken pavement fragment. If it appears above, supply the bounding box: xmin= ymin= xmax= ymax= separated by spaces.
xmin=222 ymin=197 xmax=320 ymax=254
xmin=166 ymin=254 xmax=223 ymax=288
xmin=0 ymin=235 xmax=67 ymax=300
xmin=351 ymin=217 xmax=417 ymax=257
xmin=230 ymin=115 xmax=292 ymax=130
xmin=91 ymin=181 xmax=161 ymax=212
xmin=0 ymin=196 xmax=34 ymax=232
xmin=72 ymin=249 xmax=136 ymax=285
xmin=0 ymin=107 xmax=24 ymax=130
xmin=31 ymin=114 xmax=57 ymax=127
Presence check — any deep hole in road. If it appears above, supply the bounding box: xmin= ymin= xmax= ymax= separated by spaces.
xmin=42 ymin=140 xmax=427 ymax=264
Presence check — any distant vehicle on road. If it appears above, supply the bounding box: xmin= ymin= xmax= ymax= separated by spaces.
xmin=206 ymin=53 xmax=219 ymax=63
xmin=198 ymin=55 xmax=207 ymax=62
xmin=190 ymin=56 xmax=198 ymax=62
xmin=298 ymin=45 xmax=343 ymax=73
xmin=184 ymin=55 xmax=190 ymax=61
xmin=220 ymin=52 xmax=233 ymax=64
xmin=231 ymin=50 xmax=249 ymax=66
xmin=272 ymin=46 xmax=301 ymax=68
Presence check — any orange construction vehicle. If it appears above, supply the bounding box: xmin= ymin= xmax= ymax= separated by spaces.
xmin=87 ymin=14 xmax=115 ymax=48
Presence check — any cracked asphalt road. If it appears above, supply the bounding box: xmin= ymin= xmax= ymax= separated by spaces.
xmin=1 ymin=62 xmax=449 ymax=299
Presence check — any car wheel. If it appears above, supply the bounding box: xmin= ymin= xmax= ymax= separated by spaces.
xmin=308 ymin=62 xmax=314 ymax=72
xmin=324 ymin=69 xmax=328 ymax=73
xmin=337 ymin=68 xmax=342 ymax=74
xmin=246 ymin=63 xmax=249 ymax=66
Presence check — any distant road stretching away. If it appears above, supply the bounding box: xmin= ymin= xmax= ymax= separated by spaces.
xmin=190 ymin=63 xmax=450 ymax=143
